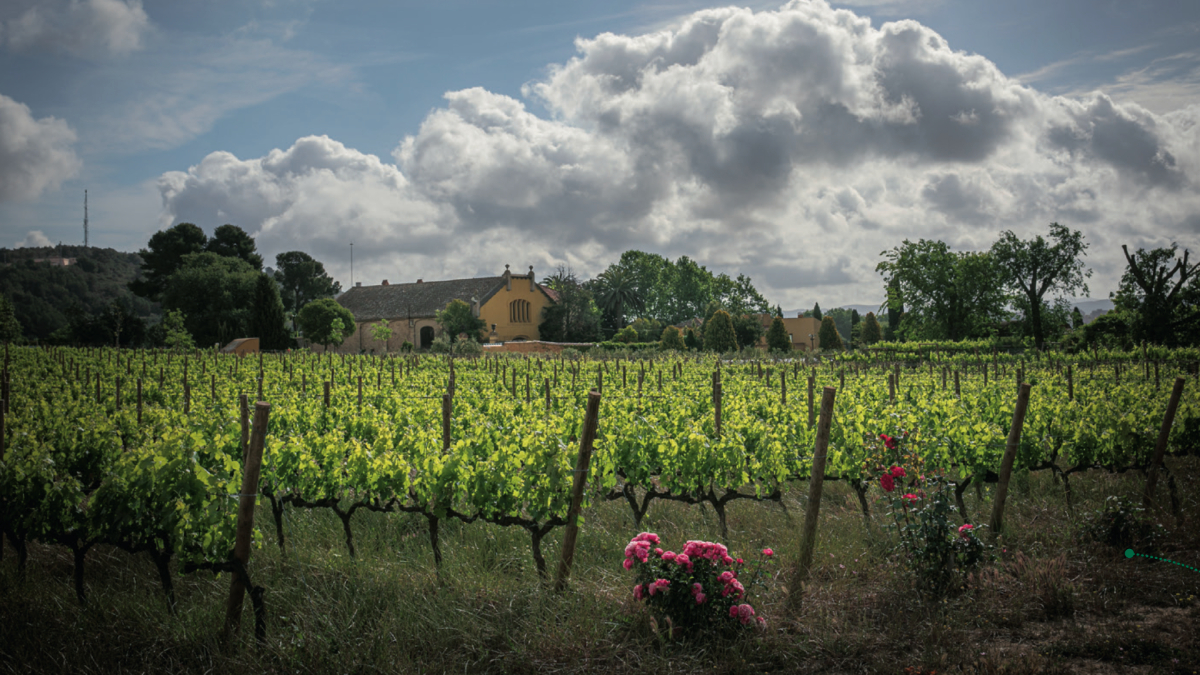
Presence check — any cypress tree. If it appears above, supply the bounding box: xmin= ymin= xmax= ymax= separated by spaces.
xmin=684 ymin=327 xmax=700 ymax=350
xmin=704 ymin=310 xmax=738 ymax=353
xmin=818 ymin=316 xmax=843 ymax=351
xmin=0 ymin=293 xmax=22 ymax=342
xmin=861 ymin=312 xmax=882 ymax=344
xmin=250 ymin=272 xmax=291 ymax=350
xmin=766 ymin=315 xmax=791 ymax=352
xmin=812 ymin=302 xmax=823 ymax=321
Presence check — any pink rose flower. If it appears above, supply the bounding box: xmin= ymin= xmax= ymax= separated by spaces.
xmin=880 ymin=473 xmax=895 ymax=492
xmin=633 ymin=584 xmax=644 ymax=600
xmin=723 ymin=555 xmax=735 ymax=565
xmin=736 ymin=603 xmax=755 ymax=624
xmin=902 ymin=493 xmax=918 ymax=503
xmin=692 ymin=582 xmax=703 ymax=595
xmin=718 ymin=571 xmax=734 ymax=583
xmin=654 ymin=547 xmax=663 ymax=556
xmin=762 ymin=548 xmax=774 ymax=557
xmin=880 ymin=434 xmax=897 ymax=450
xmin=756 ymin=616 xmax=767 ymax=628
xmin=662 ymin=551 xmax=676 ymax=562
xmin=623 ymin=558 xmax=633 ymax=570
xmin=729 ymin=606 xmax=739 ymax=618
xmin=891 ymin=466 xmax=906 ymax=478
xmin=736 ymin=558 xmax=743 ymax=564
xmin=675 ymin=554 xmax=690 ymax=567
xmin=695 ymin=592 xmax=706 ymax=604
xmin=958 ymin=523 xmax=974 ymax=539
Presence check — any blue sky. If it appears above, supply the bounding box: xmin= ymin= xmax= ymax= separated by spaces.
xmin=1 ymin=0 xmax=1198 ymax=309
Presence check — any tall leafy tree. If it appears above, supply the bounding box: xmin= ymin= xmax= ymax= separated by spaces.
xmin=703 ymin=310 xmax=738 ymax=352
xmin=732 ymin=313 xmax=765 ymax=348
xmin=436 ymin=299 xmax=486 ymax=343
xmin=129 ymin=223 xmax=207 ymax=302
xmin=275 ymin=251 xmax=341 ymax=331
xmin=861 ymin=312 xmax=882 ymax=344
xmin=297 ymin=298 xmax=356 ymax=352
xmin=818 ymin=316 xmax=843 ymax=351
xmin=1112 ymin=243 xmax=1200 ymax=346
xmin=990 ymin=223 xmax=1091 ymax=350
xmin=206 ymin=224 xmax=264 ymax=270
xmin=539 ymin=265 xmax=601 ymax=342
xmin=162 ymin=252 xmax=259 ymax=348
xmin=766 ymin=315 xmax=791 ymax=352
xmin=877 ymin=239 xmax=1008 ymax=341
xmin=811 ymin=302 xmax=822 ymax=321
xmin=593 ymin=267 xmax=645 ymax=334
xmin=249 ymin=272 xmax=291 ymax=350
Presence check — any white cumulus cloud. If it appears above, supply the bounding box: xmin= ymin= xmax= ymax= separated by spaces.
xmin=0 ymin=0 xmax=151 ymax=57
xmin=156 ymin=0 xmax=1200 ymax=307
xmin=0 ymin=92 xmax=81 ymax=202
xmin=16 ymin=230 xmax=53 ymax=248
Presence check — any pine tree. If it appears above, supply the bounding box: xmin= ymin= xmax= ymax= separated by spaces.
xmin=818 ymin=316 xmax=843 ymax=351
xmin=812 ymin=302 xmax=823 ymax=321
xmin=766 ymin=315 xmax=791 ymax=352
xmin=661 ymin=325 xmax=685 ymax=350
xmin=851 ymin=309 xmax=860 ymax=326
xmin=1071 ymin=307 xmax=1084 ymax=329
xmin=250 ymin=272 xmax=291 ymax=350
xmin=703 ymin=310 xmax=738 ymax=353
xmin=0 ymin=293 xmax=23 ymax=342
xmin=861 ymin=312 xmax=882 ymax=344
xmin=684 ymin=327 xmax=699 ymax=350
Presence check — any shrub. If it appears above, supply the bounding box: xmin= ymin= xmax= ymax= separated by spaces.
xmin=428 ymin=334 xmax=451 ymax=353
xmin=614 ymin=325 xmax=639 ymax=344
xmin=1081 ymin=494 xmax=1167 ymax=553
xmin=684 ymin=328 xmax=699 ymax=350
xmin=661 ymin=325 xmax=685 ymax=351
xmin=452 ymin=338 xmax=482 ymax=356
xmin=818 ymin=316 xmax=843 ymax=352
xmin=399 ymin=340 xmax=414 ymax=353
xmin=704 ymin=311 xmax=738 ymax=353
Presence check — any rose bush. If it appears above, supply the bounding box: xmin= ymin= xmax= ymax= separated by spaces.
xmin=623 ymin=532 xmax=771 ymax=634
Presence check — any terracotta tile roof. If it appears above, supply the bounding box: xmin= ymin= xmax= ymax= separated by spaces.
xmin=337 ymin=276 xmax=557 ymax=321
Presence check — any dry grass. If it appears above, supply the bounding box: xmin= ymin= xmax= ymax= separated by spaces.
xmin=2 ymin=457 xmax=1199 ymax=674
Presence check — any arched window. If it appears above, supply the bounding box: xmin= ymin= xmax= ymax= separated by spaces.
xmin=510 ymin=299 xmax=531 ymax=323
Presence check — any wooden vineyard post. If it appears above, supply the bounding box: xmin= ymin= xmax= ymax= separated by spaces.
xmin=1155 ymin=362 xmax=1160 ymax=390
xmin=223 ymin=401 xmax=270 ymax=646
xmin=781 ymin=370 xmax=787 ymax=406
xmin=526 ymin=372 xmax=531 ymax=404
xmin=713 ymin=369 xmax=722 ymax=438
xmin=357 ymin=376 xmax=363 ymax=410
xmin=324 ymin=381 xmax=331 ymax=408
xmin=257 ymin=374 xmax=263 ymax=403
xmin=240 ymin=394 xmax=249 ymax=464
xmin=1067 ymin=365 xmax=1074 ymax=402
xmin=1143 ymin=377 xmax=1186 ymax=519
xmin=545 ymin=378 xmax=551 ymax=412
xmin=788 ymin=386 xmax=836 ymax=614
xmin=888 ymin=373 xmax=895 ymax=402
xmin=807 ymin=375 xmax=815 ymax=429
xmin=988 ymin=383 xmax=1032 ymax=539
xmin=637 ymin=371 xmax=643 ymax=409
xmin=137 ymin=379 xmax=143 ymax=426
xmin=115 ymin=377 xmax=121 ymax=411
xmin=184 ymin=381 xmax=191 ymax=415
xmin=555 ymin=389 xmax=602 ymax=592
xmin=839 ymin=368 xmax=844 ymax=391
xmin=954 ymin=370 xmax=960 ymax=398
xmin=657 ymin=370 xmax=662 ymax=393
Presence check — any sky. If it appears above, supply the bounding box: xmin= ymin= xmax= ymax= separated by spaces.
xmin=0 ymin=0 xmax=1198 ymax=311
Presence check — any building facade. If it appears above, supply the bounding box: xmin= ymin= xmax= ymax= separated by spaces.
xmin=756 ymin=313 xmax=823 ymax=351
xmin=326 ymin=265 xmax=558 ymax=353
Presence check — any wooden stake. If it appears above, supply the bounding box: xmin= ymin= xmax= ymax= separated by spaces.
xmin=788 ymin=385 xmax=836 ymax=613
xmin=240 ymin=394 xmax=249 ymax=464
xmin=555 ymin=390 xmax=601 ymax=592
xmin=988 ymin=383 xmax=1032 ymax=538
xmin=223 ymin=401 xmax=270 ymax=645
xmin=1144 ymin=377 xmax=1186 ymax=515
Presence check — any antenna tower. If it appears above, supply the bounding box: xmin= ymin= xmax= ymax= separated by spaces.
xmin=83 ymin=189 xmax=88 ymax=247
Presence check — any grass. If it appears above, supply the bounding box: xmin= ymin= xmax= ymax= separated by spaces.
xmin=3 ymin=457 xmax=1200 ymax=674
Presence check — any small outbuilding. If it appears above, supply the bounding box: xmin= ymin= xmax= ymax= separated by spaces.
xmin=221 ymin=338 xmax=260 ymax=356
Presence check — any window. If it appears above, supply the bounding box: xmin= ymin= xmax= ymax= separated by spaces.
xmin=510 ymin=299 xmax=531 ymax=323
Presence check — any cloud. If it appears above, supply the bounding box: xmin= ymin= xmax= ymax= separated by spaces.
xmin=16 ymin=230 xmax=53 ymax=248
xmin=0 ymin=0 xmax=151 ymax=58
xmin=0 ymin=92 xmax=81 ymax=202
xmin=155 ymin=0 xmax=1200 ymax=308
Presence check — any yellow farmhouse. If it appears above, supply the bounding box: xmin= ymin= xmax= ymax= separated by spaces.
xmin=326 ymin=265 xmax=558 ymax=353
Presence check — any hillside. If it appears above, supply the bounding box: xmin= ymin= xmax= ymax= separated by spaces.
xmin=0 ymin=245 xmax=157 ymax=342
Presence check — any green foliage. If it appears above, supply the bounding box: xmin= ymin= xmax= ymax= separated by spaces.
xmin=129 ymin=222 xmax=208 ymax=302
xmin=629 ymin=317 xmax=663 ymax=343
xmin=877 ymin=239 xmax=1008 ymax=341
xmin=400 ymin=340 xmax=414 ymax=353
xmin=660 ymin=325 xmax=685 ymax=351
xmin=249 ymin=273 xmax=291 ymax=350
xmin=162 ymin=252 xmax=260 ymax=348
xmin=861 ymin=312 xmax=882 ymax=344
xmin=428 ymin=334 xmax=451 ymax=353
xmin=991 ymin=224 xmax=1091 ymax=350
xmin=0 ymin=293 xmax=22 ymax=342
xmin=1071 ymin=307 xmax=1084 ymax=329
xmin=369 ymin=320 xmax=393 ymax=352
xmin=1112 ymin=243 xmax=1200 ymax=347
xmin=435 ymin=299 xmax=486 ymax=343
xmin=1081 ymin=495 xmax=1167 ymax=554
xmin=205 ymin=224 xmax=263 ymax=271
xmin=703 ymin=310 xmax=738 ymax=352
xmin=452 ymin=338 xmax=483 ymax=356
xmin=595 ymin=340 xmax=659 ymax=351
xmin=593 ymin=267 xmax=645 ymax=334
xmin=298 ymin=298 xmax=356 ymax=351
xmin=160 ymin=309 xmax=195 ymax=351
xmin=684 ymin=328 xmax=699 ymax=350
xmin=731 ymin=313 xmax=764 ymax=349
xmin=613 ymin=325 xmax=638 ymax=343
xmin=823 ymin=307 xmax=854 ymax=343
xmin=766 ymin=315 xmax=790 ymax=352
xmin=851 ymin=309 xmax=860 ymax=326
xmin=818 ymin=316 xmax=843 ymax=351
xmin=811 ymin=302 xmax=822 ymax=321
xmin=273 ymin=251 xmax=341 ymax=331
xmin=539 ymin=266 xmax=601 ymax=342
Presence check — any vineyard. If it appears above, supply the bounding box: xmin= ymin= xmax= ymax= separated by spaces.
xmin=2 ymin=345 xmax=1199 ymax=673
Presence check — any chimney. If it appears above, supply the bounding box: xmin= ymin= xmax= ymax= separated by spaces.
xmin=382 ymin=279 xmax=389 ymax=286
xmin=529 ymin=265 xmax=535 ymax=291
xmin=797 ymin=312 xmax=803 ymax=318
xmin=416 ymin=279 xmax=423 ymax=283
xmin=356 ymin=282 xmax=362 ymax=287
xmin=504 ymin=264 xmax=511 ymax=291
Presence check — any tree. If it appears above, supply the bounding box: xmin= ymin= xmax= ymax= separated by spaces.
xmin=539 ymin=265 xmax=601 ymax=342
xmin=593 ymin=267 xmax=645 ymax=336
xmin=249 ymin=273 xmax=290 ymax=350
xmin=818 ymin=316 xmax=843 ymax=351
xmin=162 ymin=252 xmax=260 ymax=348
xmin=160 ymin=309 xmax=195 ymax=351
xmin=851 ymin=309 xmax=861 ymax=327
xmin=129 ymin=222 xmax=207 ymax=302
xmin=991 ymin=223 xmax=1091 ymax=350
xmin=0 ymin=293 xmax=22 ymax=342
xmin=370 ymin=320 xmax=393 ymax=352
xmin=811 ymin=302 xmax=823 ymax=321
xmin=275 ymin=251 xmax=342 ymax=331
xmin=884 ymin=277 xmax=903 ymax=341
xmin=435 ymin=299 xmax=486 ymax=343
xmin=861 ymin=312 xmax=882 ymax=344
xmin=1112 ymin=243 xmax=1200 ymax=346
xmin=613 ymin=325 xmax=638 ymax=343
xmin=704 ymin=310 xmax=738 ymax=352
xmin=661 ymin=325 xmax=685 ymax=350
xmin=766 ymin=315 xmax=791 ymax=352
xmin=99 ymin=299 xmax=146 ymax=348
xmin=298 ymin=298 xmax=356 ymax=352
xmin=1071 ymin=307 xmax=1085 ymax=329
xmin=731 ymin=313 xmax=764 ymax=349
xmin=877 ymin=239 xmax=1008 ymax=341
xmin=630 ymin=317 xmax=663 ymax=342
xmin=206 ymin=224 xmax=264 ymax=270
xmin=684 ymin=327 xmax=699 ymax=350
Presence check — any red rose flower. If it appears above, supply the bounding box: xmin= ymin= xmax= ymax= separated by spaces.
xmin=880 ymin=473 xmax=895 ymax=492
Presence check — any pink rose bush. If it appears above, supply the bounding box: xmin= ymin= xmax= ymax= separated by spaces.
xmin=623 ymin=532 xmax=772 ymax=633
